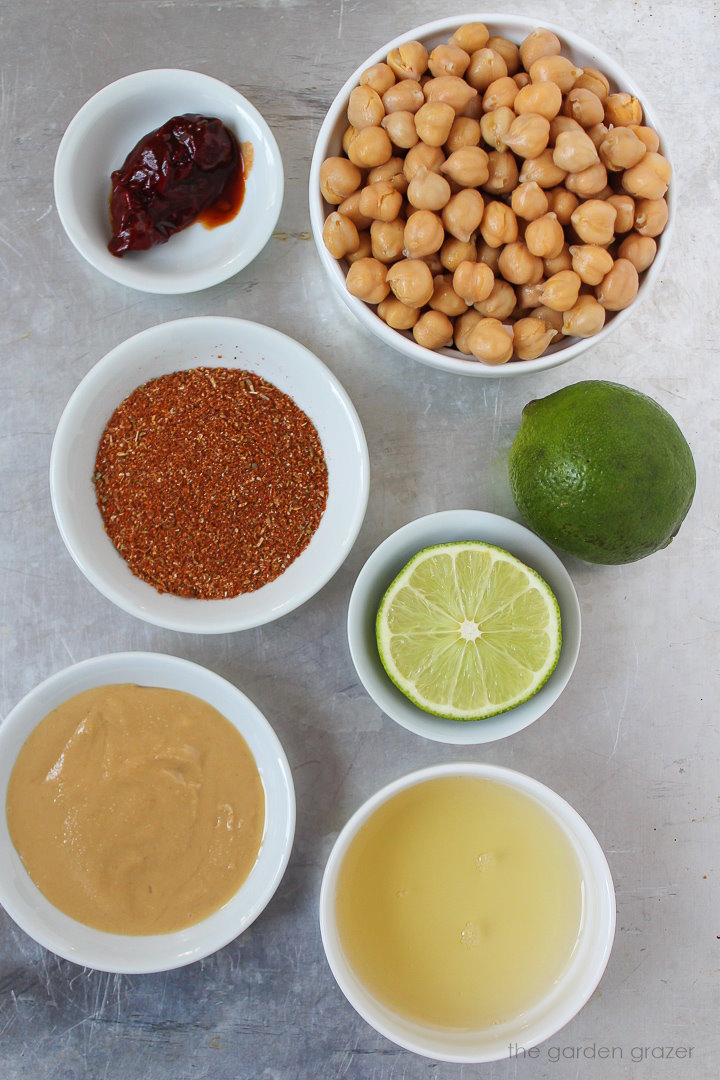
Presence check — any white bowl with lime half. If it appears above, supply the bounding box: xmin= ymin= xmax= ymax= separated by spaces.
xmin=347 ymin=510 xmax=580 ymax=744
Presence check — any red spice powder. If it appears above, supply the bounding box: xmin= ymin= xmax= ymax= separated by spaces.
xmin=93 ymin=367 xmax=329 ymax=599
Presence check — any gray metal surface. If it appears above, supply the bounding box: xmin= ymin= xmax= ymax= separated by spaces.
xmin=0 ymin=1 xmax=717 ymax=1077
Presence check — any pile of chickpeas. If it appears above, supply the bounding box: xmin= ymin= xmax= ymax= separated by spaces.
xmin=319 ymin=23 xmax=671 ymax=365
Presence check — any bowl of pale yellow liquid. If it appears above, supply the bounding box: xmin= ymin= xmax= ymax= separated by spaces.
xmin=320 ymin=763 xmax=615 ymax=1062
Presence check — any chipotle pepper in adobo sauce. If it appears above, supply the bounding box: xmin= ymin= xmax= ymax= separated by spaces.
xmin=108 ymin=114 xmax=245 ymax=257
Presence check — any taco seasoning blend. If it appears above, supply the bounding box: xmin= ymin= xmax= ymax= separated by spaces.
xmin=93 ymin=367 xmax=328 ymax=599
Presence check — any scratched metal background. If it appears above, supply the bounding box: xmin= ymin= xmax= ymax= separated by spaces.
xmin=0 ymin=1 xmax=718 ymax=1077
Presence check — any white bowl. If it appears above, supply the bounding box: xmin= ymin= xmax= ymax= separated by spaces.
xmin=309 ymin=14 xmax=675 ymax=377
xmin=0 ymin=652 xmax=295 ymax=973
xmin=50 ymin=317 xmax=369 ymax=633
xmin=320 ymin=762 xmax=615 ymax=1062
xmin=347 ymin=510 xmax=580 ymax=743
xmin=54 ymin=69 xmax=284 ymax=293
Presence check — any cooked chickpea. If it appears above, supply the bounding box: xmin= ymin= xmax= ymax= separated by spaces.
xmin=531 ymin=304 xmax=563 ymax=337
xmin=519 ymin=28 xmax=561 ymax=71
xmin=323 ymin=212 xmax=360 ymax=259
xmin=513 ymin=316 xmax=556 ymax=359
xmin=404 ymin=209 xmax=445 ymax=257
xmin=529 ymin=55 xmax=583 ymax=92
xmin=569 ymin=244 xmax=614 ymax=285
xmin=503 ymin=113 xmax=551 ymax=158
xmin=428 ymin=43 xmax=471 ymax=78
xmin=342 ymin=125 xmax=360 ymax=157
xmin=466 ymin=48 xmax=508 ymax=92
xmin=382 ymin=110 xmax=418 ymax=149
xmin=346 ymin=257 xmax=389 ymax=303
xmin=562 ymin=88 xmax=604 ymax=128
xmin=630 ymin=125 xmax=660 ymax=153
xmin=571 ymin=199 xmax=617 ymax=245
xmin=454 ymin=309 xmax=483 ymax=353
xmin=453 ymin=260 xmax=495 ymax=303
xmin=514 ymin=81 xmax=563 ymax=120
xmin=480 ymin=200 xmax=518 ymax=247
xmin=543 ymin=243 xmax=572 ymax=276
xmin=498 ymin=241 xmax=544 ymax=285
xmin=347 ymin=126 xmax=393 ymax=168
xmin=429 ymin=274 xmax=469 ymax=316
xmin=540 ymin=269 xmax=581 ymax=311
xmin=595 ymin=258 xmax=639 ymax=310
xmin=460 ymin=94 xmax=484 ymax=119
xmin=387 ymin=40 xmax=429 ymax=81
xmin=358 ymin=180 xmax=404 ymax=221
xmin=337 ymin=191 xmax=373 ymax=230
xmin=377 ymin=294 xmax=419 ymax=329
xmin=634 ymin=197 xmax=669 ymax=238
xmin=604 ymin=92 xmax=643 ymax=127
xmin=413 ymin=310 xmax=454 ymax=349
xmin=424 ymin=74 xmax=478 ymax=111
xmin=403 ymin=142 xmax=445 ymax=181
xmin=599 ymin=128 xmax=646 ymax=172
xmin=573 ymin=68 xmax=610 ymax=102
xmin=474 ymin=279 xmax=517 ymax=319
xmin=549 ymin=115 xmax=583 ymax=143
xmin=518 ymin=148 xmax=567 ymax=188
xmin=382 ymin=79 xmax=425 ymax=115
xmin=367 ymin=157 xmax=408 ymax=193
xmin=441 ymin=234 xmax=477 ymax=271
xmin=445 ymin=116 xmax=481 ymax=152
xmin=514 ymin=72 xmax=531 ymax=89
xmin=586 ymin=122 xmax=609 ymax=150
xmin=477 ymin=240 xmax=501 ymax=272
xmin=442 ymin=188 xmax=485 ymax=242
xmin=386 ymin=257 xmax=434 ymax=307
xmin=440 ymin=146 xmax=490 ymax=186
xmin=467 ymin=317 xmax=514 ymax=364
xmin=621 ymin=152 xmax=672 ymax=200
xmin=617 ymin=233 xmax=657 ymax=273
xmin=487 ymin=36 xmax=521 ymax=75
xmin=483 ymin=76 xmax=519 ymax=110
xmin=517 ymin=280 xmax=547 ymax=308
xmin=449 ymin=22 xmax=490 ymax=53
xmin=483 ymin=149 xmax=519 ymax=194
xmin=561 ymin=294 xmax=606 ymax=337
xmin=606 ymin=194 xmax=635 ymax=233
xmin=414 ymin=101 xmax=455 ymax=146
xmin=546 ymin=186 xmax=578 ymax=224
xmin=422 ymin=251 xmax=444 ymax=276
xmin=407 ymin=166 xmax=452 ymax=210
xmin=348 ymin=85 xmax=385 ymax=130
xmin=361 ymin=63 xmax=396 ymax=96
xmin=552 ymin=129 xmax=599 ymax=173
xmin=565 ymin=161 xmax=608 ymax=196
xmin=480 ymin=107 xmax=515 ymax=151
xmin=524 ymin=212 xmax=565 ymax=259
xmin=511 ymin=180 xmax=549 ymax=221
xmin=346 ymin=232 xmax=372 ymax=263
xmin=370 ymin=218 xmax=406 ymax=263
xmin=320 ymin=157 xmax=362 ymax=204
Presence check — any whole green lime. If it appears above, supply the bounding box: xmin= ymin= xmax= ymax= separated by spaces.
xmin=508 ymin=381 xmax=696 ymax=564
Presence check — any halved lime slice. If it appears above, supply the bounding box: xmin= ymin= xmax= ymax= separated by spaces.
xmin=376 ymin=541 xmax=561 ymax=721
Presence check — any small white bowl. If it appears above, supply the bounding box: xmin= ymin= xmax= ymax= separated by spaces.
xmin=320 ymin=762 xmax=615 ymax=1063
xmin=54 ymin=69 xmax=284 ymax=293
xmin=50 ymin=317 xmax=369 ymax=634
xmin=347 ymin=510 xmax=580 ymax=743
xmin=309 ymin=14 xmax=675 ymax=377
xmin=0 ymin=652 xmax=295 ymax=974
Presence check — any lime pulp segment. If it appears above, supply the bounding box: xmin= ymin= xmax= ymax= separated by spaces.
xmin=376 ymin=542 xmax=562 ymax=721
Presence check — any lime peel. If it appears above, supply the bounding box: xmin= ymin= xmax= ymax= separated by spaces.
xmin=376 ymin=541 xmax=561 ymax=721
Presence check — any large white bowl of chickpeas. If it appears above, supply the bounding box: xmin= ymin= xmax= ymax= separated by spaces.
xmin=309 ymin=16 xmax=674 ymax=375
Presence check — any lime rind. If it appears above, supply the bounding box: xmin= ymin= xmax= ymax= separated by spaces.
xmin=376 ymin=541 xmax=562 ymax=722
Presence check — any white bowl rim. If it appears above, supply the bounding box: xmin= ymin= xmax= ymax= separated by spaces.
xmin=0 ymin=651 xmax=296 ymax=973
xmin=347 ymin=509 xmax=581 ymax=744
xmin=319 ymin=761 xmax=616 ymax=1063
xmin=54 ymin=68 xmax=284 ymax=294
xmin=309 ymin=13 xmax=676 ymax=377
xmin=49 ymin=316 xmax=370 ymax=634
